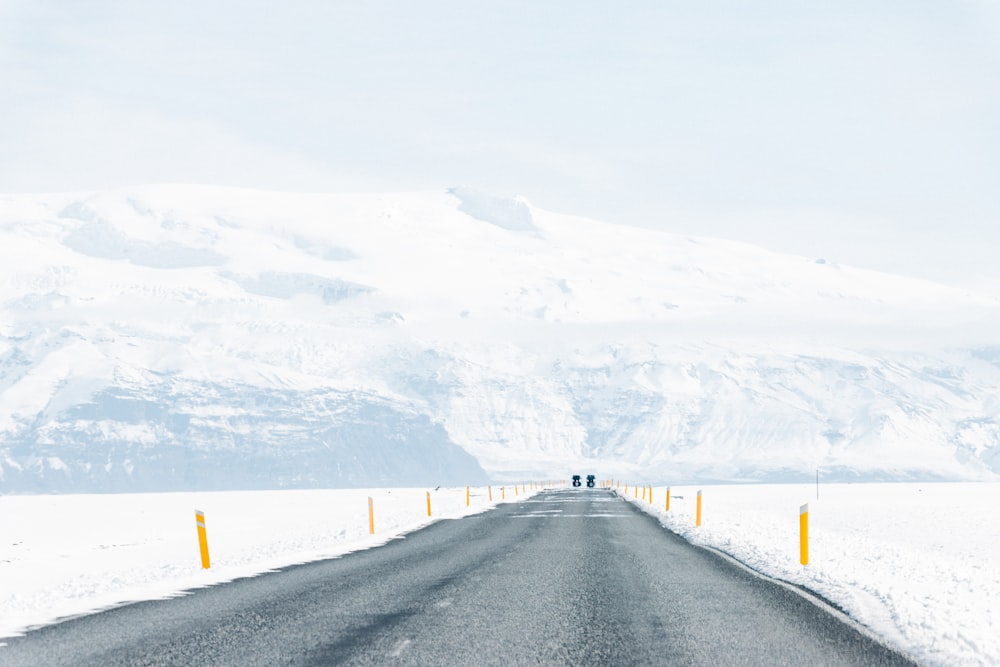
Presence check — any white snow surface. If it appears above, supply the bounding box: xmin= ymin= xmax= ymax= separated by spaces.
xmin=2 ymin=482 xmax=998 ymax=666
xmin=3 ymin=185 xmax=1000 ymax=489
xmin=618 ymin=481 xmax=1000 ymax=667
xmin=0 ymin=486 xmax=534 ymax=643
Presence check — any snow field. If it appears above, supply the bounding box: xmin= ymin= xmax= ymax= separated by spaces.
xmin=6 ymin=186 xmax=1000 ymax=491
xmin=0 ymin=484 xmax=542 ymax=642
xmin=617 ymin=481 xmax=1000 ymax=667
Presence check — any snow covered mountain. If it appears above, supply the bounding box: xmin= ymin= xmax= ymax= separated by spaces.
xmin=2 ymin=185 xmax=1000 ymax=491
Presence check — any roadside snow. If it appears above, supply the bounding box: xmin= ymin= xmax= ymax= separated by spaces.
xmin=0 ymin=485 xmax=537 ymax=641
xmin=618 ymin=481 xmax=1000 ymax=667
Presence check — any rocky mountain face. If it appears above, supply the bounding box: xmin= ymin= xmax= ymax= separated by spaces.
xmin=2 ymin=185 xmax=999 ymax=491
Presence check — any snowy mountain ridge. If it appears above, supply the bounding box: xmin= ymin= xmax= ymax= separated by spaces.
xmin=2 ymin=185 xmax=999 ymax=491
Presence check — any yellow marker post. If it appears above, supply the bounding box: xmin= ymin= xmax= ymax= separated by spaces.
xmin=195 ymin=510 xmax=211 ymax=569
xmin=696 ymin=490 xmax=703 ymax=527
xmin=502 ymin=486 xmax=505 ymax=500
xmin=800 ymin=503 xmax=809 ymax=565
xmin=642 ymin=486 xmax=647 ymax=501
xmin=466 ymin=485 xmax=470 ymax=507
xmin=488 ymin=486 xmax=493 ymax=501
xmin=426 ymin=491 xmax=432 ymax=517
xmin=368 ymin=497 xmax=375 ymax=535
xmin=634 ymin=486 xmax=638 ymax=499
xmin=665 ymin=487 xmax=670 ymax=512
xmin=624 ymin=482 xmax=628 ymax=494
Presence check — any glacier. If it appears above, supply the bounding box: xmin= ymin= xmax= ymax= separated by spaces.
xmin=1 ymin=185 xmax=999 ymax=491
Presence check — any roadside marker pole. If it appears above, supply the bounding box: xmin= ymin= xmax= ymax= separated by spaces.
xmin=696 ymin=490 xmax=703 ymax=527
xmin=648 ymin=486 xmax=653 ymax=505
xmin=665 ymin=487 xmax=670 ymax=512
xmin=466 ymin=485 xmax=470 ymax=507
xmin=426 ymin=491 xmax=432 ymax=517
xmin=488 ymin=486 xmax=493 ymax=501
xmin=368 ymin=497 xmax=375 ymax=535
xmin=502 ymin=486 xmax=505 ymax=500
xmin=800 ymin=503 xmax=809 ymax=565
xmin=194 ymin=510 xmax=211 ymax=569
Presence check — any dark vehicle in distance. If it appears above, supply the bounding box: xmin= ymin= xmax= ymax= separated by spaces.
xmin=586 ymin=474 xmax=596 ymax=488
xmin=572 ymin=475 xmax=582 ymax=487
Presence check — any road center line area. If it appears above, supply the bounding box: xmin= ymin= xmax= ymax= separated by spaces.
xmin=0 ymin=489 xmax=916 ymax=666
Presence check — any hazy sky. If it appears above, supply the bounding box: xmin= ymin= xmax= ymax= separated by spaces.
xmin=1 ymin=1 xmax=997 ymax=287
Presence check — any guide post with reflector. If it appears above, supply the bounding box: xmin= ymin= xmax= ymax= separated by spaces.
xmin=195 ymin=510 xmax=210 ymax=569
xmin=368 ymin=497 xmax=375 ymax=535
xmin=800 ymin=503 xmax=809 ymax=565
xmin=696 ymin=490 xmax=703 ymax=527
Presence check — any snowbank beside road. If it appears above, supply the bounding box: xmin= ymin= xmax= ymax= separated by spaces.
xmin=0 ymin=485 xmax=538 ymax=641
xmin=619 ymin=481 xmax=1000 ymax=667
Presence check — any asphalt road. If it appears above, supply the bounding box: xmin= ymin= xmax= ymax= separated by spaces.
xmin=1 ymin=489 xmax=916 ymax=666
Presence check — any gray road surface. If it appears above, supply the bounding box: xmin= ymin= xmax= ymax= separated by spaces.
xmin=0 ymin=489 xmax=916 ymax=666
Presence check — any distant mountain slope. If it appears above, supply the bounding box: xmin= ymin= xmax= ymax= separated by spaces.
xmin=1 ymin=185 xmax=999 ymax=491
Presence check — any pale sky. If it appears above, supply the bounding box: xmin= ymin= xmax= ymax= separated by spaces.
xmin=1 ymin=1 xmax=998 ymax=287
